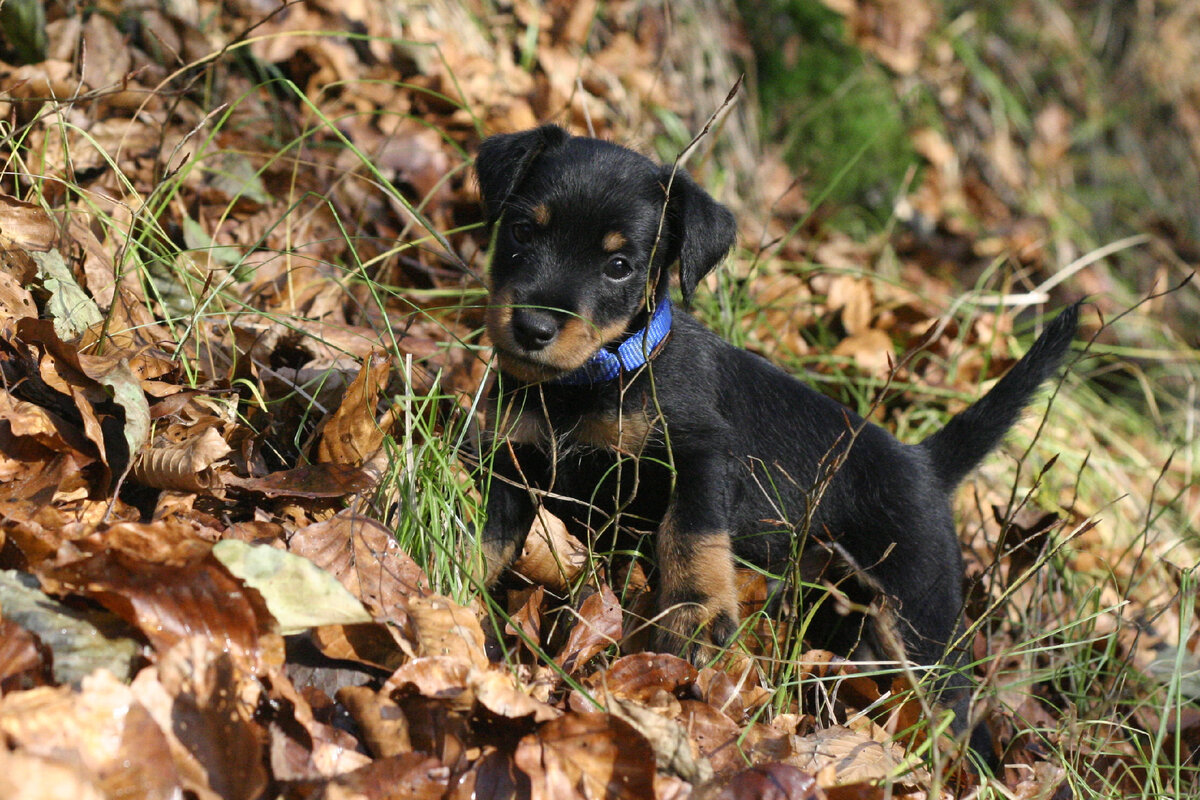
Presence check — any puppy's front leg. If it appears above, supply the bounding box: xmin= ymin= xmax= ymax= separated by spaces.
xmin=477 ymin=444 xmax=540 ymax=588
xmin=650 ymin=456 xmax=740 ymax=664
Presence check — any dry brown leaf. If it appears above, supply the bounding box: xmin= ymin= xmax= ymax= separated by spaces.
xmin=472 ymin=667 xmax=561 ymax=723
xmin=0 ymin=671 xmax=182 ymax=799
xmin=514 ymin=712 xmax=657 ymax=800
xmin=0 ymin=193 xmax=56 ymax=251
xmin=0 ymin=618 xmax=52 ymax=692
xmin=0 ymin=748 xmax=105 ymax=800
xmin=585 ymin=652 xmax=698 ymax=702
xmin=288 ymin=507 xmax=430 ymax=620
xmin=136 ymin=639 xmax=269 ymax=800
xmin=789 ymin=725 xmax=909 ymax=787
xmin=336 ymin=684 xmax=413 ymax=758
xmin=703 ymin=763 xmax=820 ymax=800
xmin=555 ymin=584 xmax=622 ymax=674
xmin=512 ymin=507 xmax=589 ymax=592
xmin=310 ymin=622 xmax=408 ymax=671
xmin=406 ymin=594 xmax=489 ymax=668
xmin=832 ymin=328 xmax=895 ymax=375
xmin=444 ymin=748 xmax=527 ymax=800
xmin=133 ymin=426 xmax=231 ymax=492
xmin=316 ymin=350 xmax=393 ymax=466
xmin=37 ymin=549 xmax=278 ymax=669
xmin=323 ymin=752 xmax=451 ymax=800
xmin=224 ymin=462 xmax=377 ymax=498
xmin=844 ymin=0 xmax=935 ymax=75
xmin=676 ymin=698 xmax=746 ymax=777
xmin=605 ymin=691 xmax=714 ymax=784
xmin=825 ymin=275 xmax=875 ymax=336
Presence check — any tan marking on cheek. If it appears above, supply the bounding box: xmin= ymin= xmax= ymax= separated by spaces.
xmin=574 ymin=410 xmax=654 ymax=453
xmin=531 ymin=204 xmax=550 ymax=226
xmin=602 ymin=231 xmax=627 ymax=252
xmin=545 ymin=315 xmax=629 ymax=368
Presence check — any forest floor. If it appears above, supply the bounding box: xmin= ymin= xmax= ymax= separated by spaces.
xmin=0 ymin=1 xmax=1196 ymax=798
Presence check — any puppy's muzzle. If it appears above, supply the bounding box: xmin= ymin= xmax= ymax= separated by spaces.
xmin=510 ymin=308 xmax=561 ymax=351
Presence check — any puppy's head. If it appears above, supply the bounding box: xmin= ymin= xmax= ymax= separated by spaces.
xmin=476 ymin=124 xmax=735 ymax=382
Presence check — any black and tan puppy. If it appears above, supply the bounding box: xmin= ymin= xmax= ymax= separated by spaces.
xmin=473 ymin=124 xmax=1077 ymax=758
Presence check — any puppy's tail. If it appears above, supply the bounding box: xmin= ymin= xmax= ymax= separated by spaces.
xmin=920 ymin=302 xmax=1080 ymax=491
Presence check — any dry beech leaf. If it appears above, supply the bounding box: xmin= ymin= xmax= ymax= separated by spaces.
xmin=37 ymin=549 xmax=276 ymax=668
xmin=555 ymin=584 xmax=622 ymax=675
xmin=386 ymin=656 xmax=473 ymax=711
xmin=316 ymin=350 xmax=392 ymax=466
xmin=336 ymin=684 xmax=413 ymax=758
xmin=512 ymin=508 xmax=588 ymax=592
xmin=224 ymin=462 xmax=377 ymax=498
xmin=310 ymin=622 xmax=408 ymax=671
xmin=585 ymin=652 xmax=698 ymax=702
xmin=134 ymin=427 xmax=231 ymax=492
xmin=445 ymin=748 xmax=527 ymax=800
xmin=605 ymin=691 xmax=713 ymax=784
xmin=212 ymin=539 xmax=374 ymax=634
xmin=705 ymin=763 xmax=820 ymax=800
xmin=0 ymin=268 xmax=36 ymax=321
xmin=514 ymin=712 xmax=657 ymax=800
xmin=323 ymin=752 xmax=451 ymax=800
xmin=472 ymin=667 xmax=560 ymax=723
xmin=789 ymin=725 xmax=909 ymax=787
xmin=825 ymin=274 xmax=874 ymax=335
xmin=0 ymin=193 xmax=56 ymax=251
xmin=0 ymin=748 xmax=105 ymax=800
xmin=0 ymin=618 xmax=52 ymax=691
xmin=0 ymin=671 xmax=182 ymax=799
xmin=832 ymin=328 xmax=895 ymax=375
xmin=288 ymin=507 xmax=430 ymax=621
xmin=139 ymin=639 xmax=270 ymax=800
xmin=676 ymin=699 xmax=746 ymax=777
xmin=385 ymin=657 xmax=558 ymax=725
xmin=405 ymin=594 xmax=489 ymax=668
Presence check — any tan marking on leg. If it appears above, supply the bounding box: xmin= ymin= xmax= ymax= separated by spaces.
xmin=531 ymin=203 xmax=551 ymax=226
xmin=602 ymin=231 xmax=627 ymax=252
xmin=652 ymin=524 xmax=740 ymax=662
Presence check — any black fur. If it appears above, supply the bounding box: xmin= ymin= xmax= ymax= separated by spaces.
xmin=474 ymin=125 xmax=1078 ymax=767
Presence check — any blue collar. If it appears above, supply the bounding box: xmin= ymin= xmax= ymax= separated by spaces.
xmin=554 ymin=298 xmax=673 ymax=385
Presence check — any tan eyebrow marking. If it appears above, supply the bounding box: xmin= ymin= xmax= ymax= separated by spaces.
xmin=531 ymin=204 xmax=551 ymax=226
xmin=602 ymin=231 xmax=626 ymax=252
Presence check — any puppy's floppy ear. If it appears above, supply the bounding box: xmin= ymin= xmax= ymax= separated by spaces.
xmin=665 ymin=168 xmax=736 ymax=305
xmin=475 ymin=125 xmax=570 ymax=224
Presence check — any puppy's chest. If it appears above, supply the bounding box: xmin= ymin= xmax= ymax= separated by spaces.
xmin=487 ymin=388 xmax=660 ymax=457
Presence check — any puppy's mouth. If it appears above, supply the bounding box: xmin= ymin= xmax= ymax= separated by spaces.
xmin=485 ymin=303 xmax=624 ymax=382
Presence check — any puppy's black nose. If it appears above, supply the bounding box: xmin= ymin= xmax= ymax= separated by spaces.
xmin=511 ymin=309 xmax=560 ymax=351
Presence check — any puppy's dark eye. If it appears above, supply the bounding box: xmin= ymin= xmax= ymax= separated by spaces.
xmin=510 ymin=222 xmax=533 ymax=244
xmin=603 ymin=256 xmax=634 ymax=281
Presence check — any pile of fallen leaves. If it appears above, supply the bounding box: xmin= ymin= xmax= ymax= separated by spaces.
xmin=1 ymin=1 xmax=1196 ymax=799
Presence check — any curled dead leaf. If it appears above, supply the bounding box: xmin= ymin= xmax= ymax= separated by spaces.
xmin=133 ymin=426 xmax=231 ymax=492
xmin=315 ymin=350 xmax=393 ymax=467
xmin=512 ymin=508 xmax=588 ymax=592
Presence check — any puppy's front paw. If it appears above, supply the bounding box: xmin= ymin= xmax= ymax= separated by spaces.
xmin=650 ymin=595 xmax=740 ymax=666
